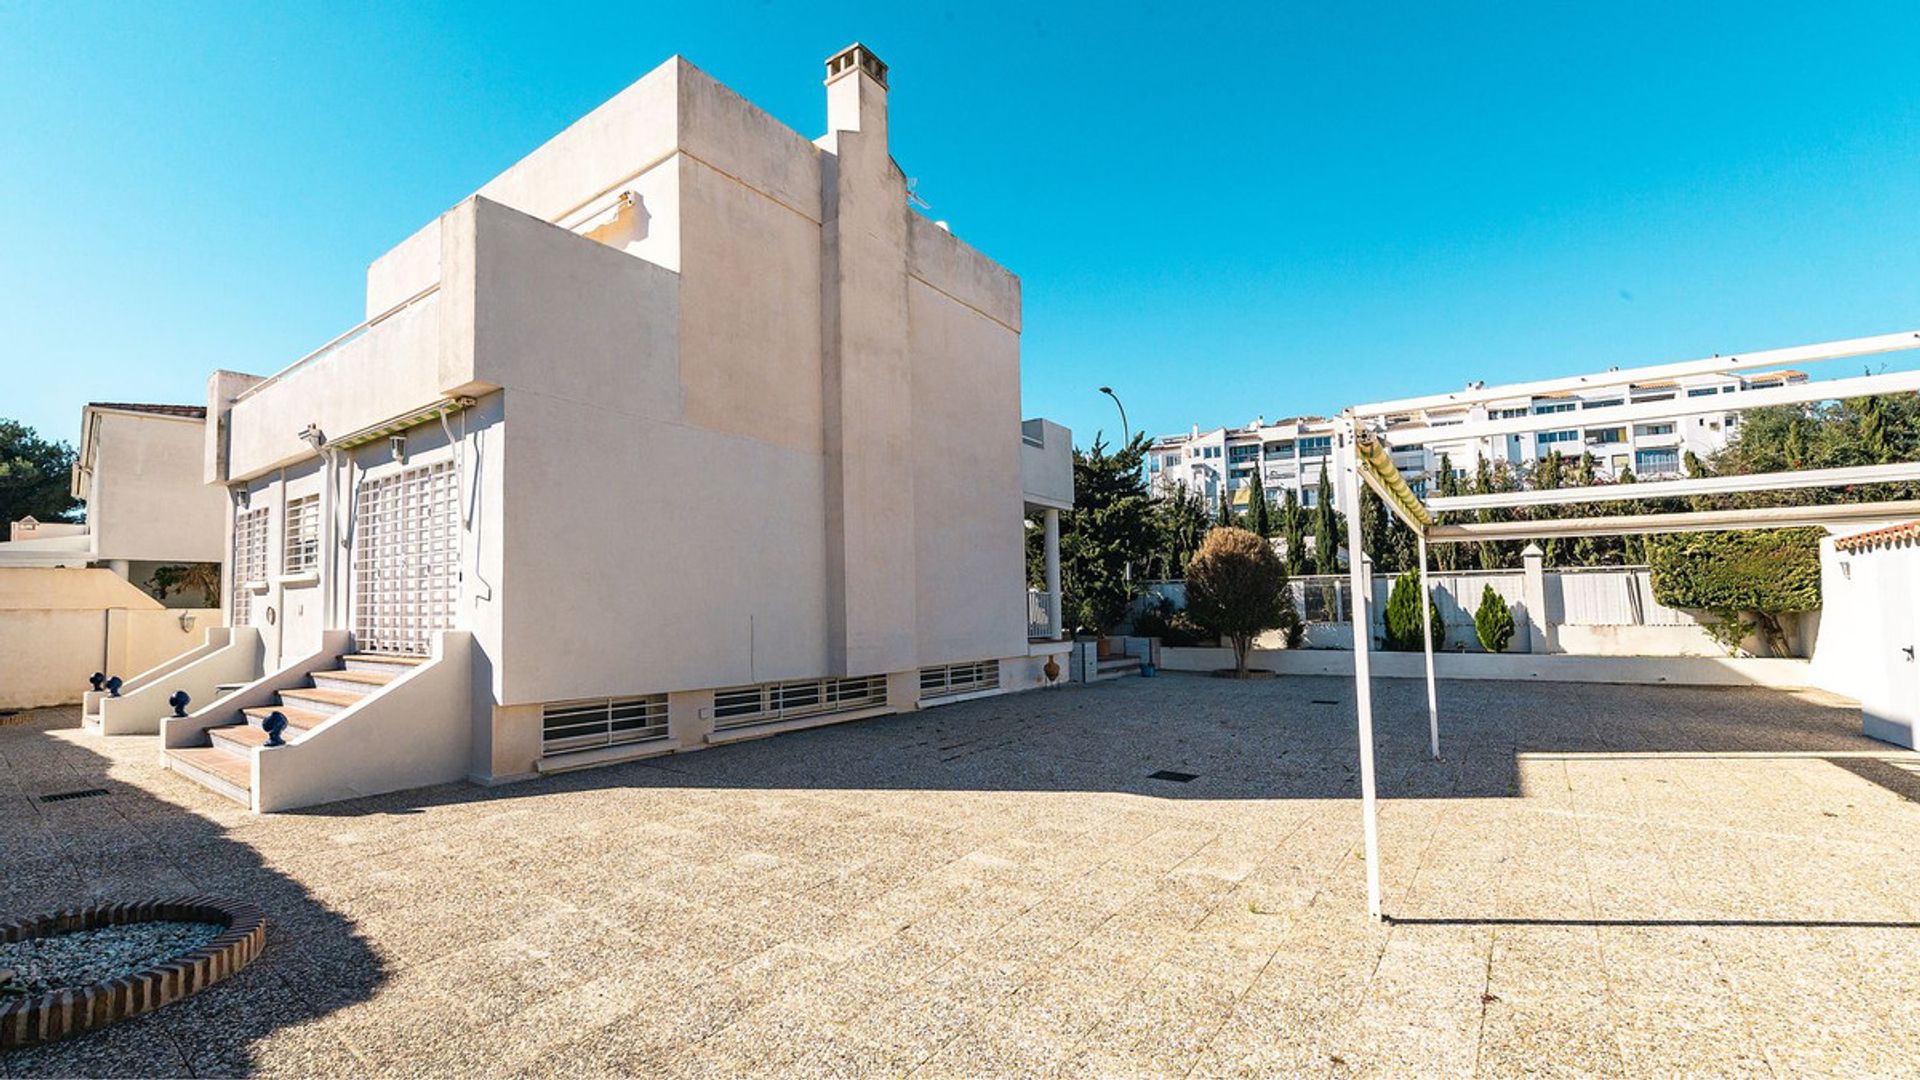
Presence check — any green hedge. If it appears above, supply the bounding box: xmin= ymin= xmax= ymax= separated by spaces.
xmin=1646 ymin=528 xmax=1823 ymax=613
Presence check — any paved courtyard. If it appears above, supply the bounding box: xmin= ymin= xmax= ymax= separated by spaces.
xmin=5 ymin=673 xmax=1920 ymax=1077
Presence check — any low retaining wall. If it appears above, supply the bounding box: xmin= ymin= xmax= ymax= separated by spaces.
xmin=1159 ymin=646 xmax=1817 ymax=688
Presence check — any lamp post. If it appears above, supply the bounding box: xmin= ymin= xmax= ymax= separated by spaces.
xmin=1099 ymin=386 xmax=1130 ymax=443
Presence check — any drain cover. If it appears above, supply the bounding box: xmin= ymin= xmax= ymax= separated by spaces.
xmin=39 ymin=788 xmax=110 ymax=803
xmin=1148 ymin=770 xmax=1199 ymax=783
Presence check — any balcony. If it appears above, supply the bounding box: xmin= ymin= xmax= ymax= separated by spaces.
xmin=1021 ymin=419 xmax=1073 ymax=511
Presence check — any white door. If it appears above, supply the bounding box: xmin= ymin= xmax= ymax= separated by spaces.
xmin=352 ymin=463 xmax=458 ymax=656
xmin=1875 ymin=556 xmax=1920 ymax=749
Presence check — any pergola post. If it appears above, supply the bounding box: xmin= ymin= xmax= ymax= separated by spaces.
xmin=1419 ymin=533 xmax=1439 ymax=759
xmin=1338 ymin=416 xmax=1383 ymax=920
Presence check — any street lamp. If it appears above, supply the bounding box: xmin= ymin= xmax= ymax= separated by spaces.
xmin=1099 ymin=386 xmax=1130 ymax=443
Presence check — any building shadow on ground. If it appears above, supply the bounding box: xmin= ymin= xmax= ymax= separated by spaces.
xmin=0 ymin=709 xmax=382 ymax=1077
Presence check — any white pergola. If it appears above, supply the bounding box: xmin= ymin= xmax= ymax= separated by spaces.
xmin=1335 ymin=330 xmax=1920 ymax=919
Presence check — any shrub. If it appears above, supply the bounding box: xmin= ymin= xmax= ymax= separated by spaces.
xmin=1131 ymin=595 xmax=1174 ymax=639
xmin=1473 ymin=584 xmax=1515 ymax=653
xmin=1382 ymin=569 xmax=1444 ymax=652
xmin=1184 ymin=527 xmax=1290 ymax=676
xmin=1647 ymin=528 xmax=1822 ymax=656
xmin=1160 ymin=611 xmax=1214 ymax=647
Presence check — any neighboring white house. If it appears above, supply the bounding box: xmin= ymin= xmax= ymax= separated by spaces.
xmin=1150 ymin=369 xmax=1810 ymax=511
xmin=0 ymin=403 xmax=227 ymax=600
xmin=1818 ymin=522 xmax=1920 ymax=749
xmin=0 ymin=403 xmax=226 ymax=708
xmin=157 ymin=45 xmax=1073 ymax=811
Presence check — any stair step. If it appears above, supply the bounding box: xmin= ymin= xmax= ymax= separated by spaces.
xmin=310 ymin=670 xmax=396 ymax=693
xmin=165 ymin=747 xmax=251 ymax=805
xmin=208 ymin=723 xmax=290 ymax=752
xmin=278 ymin=687 xmax=367 ymax=715
xmin=340 ymin=653 xmax=427 ymax=667
xmin=241 ymin=706 xmax=328 ymax=730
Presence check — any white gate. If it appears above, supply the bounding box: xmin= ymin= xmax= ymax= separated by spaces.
xmin=352 ymin=462 xmax=457 ymax=655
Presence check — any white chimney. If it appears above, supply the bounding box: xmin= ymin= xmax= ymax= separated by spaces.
xmin=825 ymin=43 xmax=889 ymax=142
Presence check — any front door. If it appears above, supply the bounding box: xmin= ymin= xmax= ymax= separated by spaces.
xmin=352 ymin=462 xmax=458 ymax=656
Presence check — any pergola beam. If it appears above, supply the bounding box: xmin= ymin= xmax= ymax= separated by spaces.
xmin=1426 ymin=461 xmax=1920 ymax=513
xmin=1376 ymin=368 xmax=1920 ymax=448
xmin=1425 ymin=499 xmax=1920 ymax=543
xmin=1353 ymin=329 xmax=1920 ymax=418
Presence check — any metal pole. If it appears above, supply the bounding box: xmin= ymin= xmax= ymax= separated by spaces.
xmin=1419 ymin=533 xmax=1439 ymax=760
xmin=1338 ymin=416 xmax=1383 ymax=920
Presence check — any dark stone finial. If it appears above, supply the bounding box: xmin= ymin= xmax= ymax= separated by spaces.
xmin=262 ymin=711 xmax=289 ymax=747
xmin=105 ymin=676 xmax=123 ymax=698
xmin=168 ymin=691 xmax=191 ymax=718
xmin=89 ymin=672 xmax=106 ymax=692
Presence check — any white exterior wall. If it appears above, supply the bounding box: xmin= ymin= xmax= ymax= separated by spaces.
xmin=82 ymin=409 xmax=226 ymax=565
xmin=1818 ymin=533 xmax=1920 ymax=747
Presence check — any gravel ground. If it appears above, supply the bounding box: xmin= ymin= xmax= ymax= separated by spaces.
xmin=0 ymin=921 xmax=222 ymax=995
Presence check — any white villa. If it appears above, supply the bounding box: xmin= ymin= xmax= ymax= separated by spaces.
xmin=1151 ymin=369 xmax=1810 ymax=511
xmin=146 ymin=46 xmax=1073 ymax=811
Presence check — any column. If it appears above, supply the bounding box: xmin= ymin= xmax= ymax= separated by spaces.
xmin=1043 ymin=507 xmax=1062 ymax=639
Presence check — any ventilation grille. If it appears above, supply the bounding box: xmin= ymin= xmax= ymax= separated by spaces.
xmin=919 ymin=660 xmax=1000 ymax=700
xmin=712 ymin=676 xmax=888 ymax=732
xmin=542 ymin=695 xmax=669 ymax=755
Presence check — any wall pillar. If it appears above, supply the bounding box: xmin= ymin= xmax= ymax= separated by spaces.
xmin=1043 ymin=508 xmax=1062 ymax=639
xmin=1521 ymin=542 xmax=1550 ymax=654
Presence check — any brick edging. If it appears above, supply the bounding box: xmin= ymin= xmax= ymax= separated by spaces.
xmin=0 ymin=897 xmax=267 ymax=1049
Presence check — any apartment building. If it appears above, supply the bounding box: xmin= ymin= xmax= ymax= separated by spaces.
xmin=148 ymin=45 xmax=1072 ymax=811
xmin=1150 ymin=369 xmax=1808 ymax=510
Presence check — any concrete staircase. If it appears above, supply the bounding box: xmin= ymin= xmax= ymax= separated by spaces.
xmin=164 ymin=654 xmax=424 ymax=805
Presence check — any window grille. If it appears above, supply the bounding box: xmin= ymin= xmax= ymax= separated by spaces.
xmin=919 ymin=661 xmax=1000 ymax=700
xmin=352 ymin=462 xmax=457 ymax=655
xmin=231 ymin=507 xmax=268 ymax=626
xmin=711 ymin=675 xmax=888 ymax=731
xmin=542 ymin=695 xmax=668 ymax=755
xmin=283 ymin=494 xmax=320 ymax=575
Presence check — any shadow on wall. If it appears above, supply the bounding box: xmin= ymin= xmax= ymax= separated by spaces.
xmin=281 ymin=673 xmax=1888 ymax=816
xmin=0 ymin=711 xmax=383 ymax=1076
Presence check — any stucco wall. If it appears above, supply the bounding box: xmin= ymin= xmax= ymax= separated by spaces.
xmin=0 ymin=568 xmax=215 ymax=708
xmin=88 ymin=411 xmax=226 ymax=564
xmin=463 ymin=197 xmax=832 ymax=704
xmin=909 ymin=278 xmax=1026 ymax=667
xmin=224 ymin=292 xmax=444 ymax=481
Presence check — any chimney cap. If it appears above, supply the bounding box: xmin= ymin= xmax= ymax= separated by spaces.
xmin=826 ymin=43 xmax=888 ymax=89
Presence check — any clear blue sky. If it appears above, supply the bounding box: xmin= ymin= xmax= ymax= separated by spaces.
xmin=5 ymin=2 xmax=1920 ymax=451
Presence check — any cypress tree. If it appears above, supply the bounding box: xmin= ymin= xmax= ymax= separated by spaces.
xmin=1280 ymin=488 xmax=1307 ymax=576
xmin=1249 ymin=479 xmax=1273 ymax=537
xmin=1311 ymin=463 xmax=1339 ymax=574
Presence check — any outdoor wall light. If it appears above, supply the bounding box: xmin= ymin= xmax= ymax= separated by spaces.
xmin=178 ymin=611 xmax=197 ymax=633
xmin=390 ymin=434 xmax=408 ymax=463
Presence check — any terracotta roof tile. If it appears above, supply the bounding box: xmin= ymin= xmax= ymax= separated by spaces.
xmin=87 ymin=402 xmax=206 ymax=419
xmin=1834 ymin=520 xmax=1920 ymax=553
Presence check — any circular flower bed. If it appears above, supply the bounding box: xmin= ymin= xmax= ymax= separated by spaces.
xmin=0 ymin=898 xmax=266 ymax=1049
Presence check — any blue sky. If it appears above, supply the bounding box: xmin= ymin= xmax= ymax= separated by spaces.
xmin=4 ymin=2 xmax=1920 ymax=451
